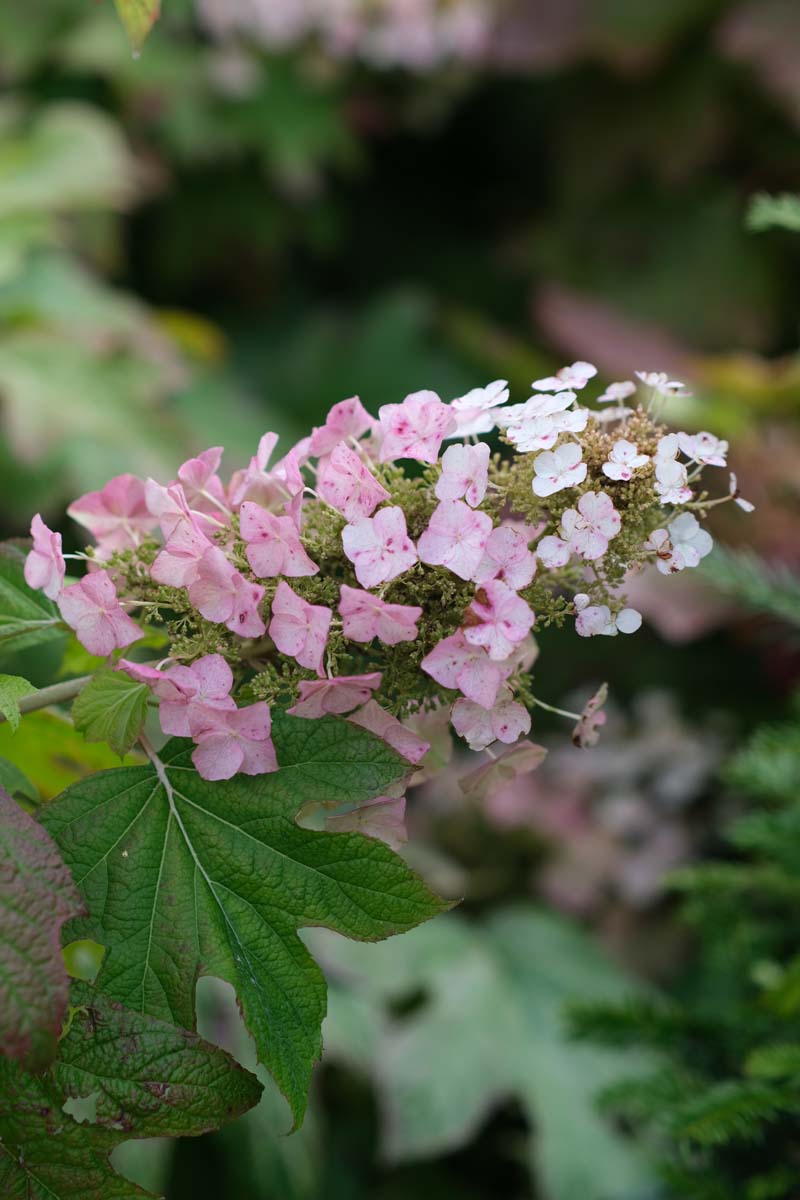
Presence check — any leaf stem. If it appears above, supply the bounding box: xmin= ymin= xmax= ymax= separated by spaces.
xmin=0 ymin=675 xmax=93 ymax=725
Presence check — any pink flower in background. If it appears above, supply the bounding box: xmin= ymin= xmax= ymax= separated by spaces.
xmin=58 ymin=570 xmax=141 ymax=656
xmin=378 ymin=390 xmax=456 ymax=463
xmin=417 ymin=500 xmax=492 ymax=581
xmin=120 ymin=654 xmax=236 ymax=737
xmin=326 ymin=795 xmax=407 ymax=852
xmin=190 ymin=703 xmax=278 ymax=780
xmin=475 ymin=524 xmax=537 ymax=590
xmin=68 ymin=474 xmax=157 ymax=556
xmin=452 ymin=693 xmax=531 ymax=751
xmin=342 ymin=506 xmax=418 ymax=588
xmin=601 ymin=439 xmax=650 ymax=482
xmin=465 ymin=580 xmax=535 ymax=660
xmin=531 ymin=442 xmax=586 ymax=497
xmin=561 ymin=491 xmax=621 ymax=561
xmin=240 ymin=502 xmax=318 ymax=577
xmin=597 ymin=380 xmax=636 ymax=404
xmin=349 ymin=700 xmax=429 ymax=765
xmin=678 ymin=431 xmax=728 ymax=468
xmin=421 ymin=630 xmax=510 ymax=708
xmin=317 ymin=442 xmax=390 ymax=521
xmin=269 ymin=580 xmax=331 ymax=674
xmin=532 ymin=361 xmax=597 ymax=392
xmin=338 ymin=585 xmax=422 ymax=645
xmin=288 ymin=672 xmax=383 ymax=718
xmin=151 ymin=519 xmax=213 ymax=590
xmin=309 ymin=396 xmax=376 ymax=458
xmin=189 ymin=547 xmax=266 ymax=637
xmin=435 ymin=442 xmax=490 ymax=508
xmin=447 ymin=379 xmax=509 ymax=437
xmin=24 ymin=514 xmax=65 ymax=600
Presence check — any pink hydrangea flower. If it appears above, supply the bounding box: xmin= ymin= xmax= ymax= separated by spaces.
xmin=151 ymin=518 xmax=213 ymax=590
xmin=190 ymin=703 xmax=278 ymax=781
xmin=145 ymin=480 xmax=198 ymax=541
xmin=435 ymin=442 xmax=490 ymax=508
xmin=240 ymin=502 xmax=318 ymax=578
xmin=452 ymin=694 xmax=531 ymax=751
xmin=572 ymin=683 xmax=608 ymax=749
xmin=474 ymin=524 xmax=537 ymax=590
xmin=349 ymin=700 xmax=430 ymax=765
xmin=68 ymin=474 xmax=157 ymax=556
xmin=227 ymin=432 xmax=279 ymax=509
xmin=342 ymin=506 xmax=418 ymax=589
xmin=378 ymin=390 xmax=456 ymax=463
xmin=561 ymin=491 xmax=621 ymax=561
xmin=421 ymin=630 xmax=510 ymax=709
xmin=120 ymin=654 xmax=236 ymax=737
xmin=338 ymin=585 xmax=422 ymax=645
xmin=447 ymin=379 xmax=509 ymax=438
xmin=268 ymin=580 xmax=332 ymax=675
xmin=288 ymin=672 xmax=382 ymax=718
xmin=58 ymin=570 xmax=141 ymax=656
xmin=573 ymin=594 xmax=640 ymax=638
xmin=532 ymin=361 xmax=597 ymax=392
xmin=177 ymin=447 xmax=229 ymax=523
xmin=602 ymin=439 xmax=650 ymax=482
xmin=464 ymin=580 xmax=535 ymax=661
xmin=531 ymin=442 xmax=586 ymax=497
xmin=326 ymin=795 xmax=407 ymax=851
xmin=309 ymin=396 xmax=376 ymax=458
xmin=417 ymin=500 xmax=492 ymax=581
xmin=459 ymin=740 xmax=547 ymax=801
xmin=188 ymin=547 xmax=266 ymax=637
xmin=316 ymin=442 xmax=390 ymax=522
xmin=24 ymin=514 xmax=65 ymax=600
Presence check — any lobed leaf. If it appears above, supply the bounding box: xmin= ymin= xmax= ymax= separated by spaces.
xmin=41 ymin=714 xmax=449 ymax=1126
xmin=0 ymin=673 xmax=36 ymax=731
xmin=72 ymin=669 xmax=151 ymax=758
xmin=0 ymin=982 xmax=262 ymax=1199
xmin=0 ymin=787 xmax=84 ymax=1070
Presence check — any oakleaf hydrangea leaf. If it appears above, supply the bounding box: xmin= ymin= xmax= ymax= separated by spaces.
xmin=72 ymin=669 xmax=151 ymax=758
xmin=0 ymin=982 xmax=261 ymax=1199
xmin=0 ymin=787 xmax=84 ymax=1070
xmin=0 ymin=541 xmax=61 ymax=652
xmin=0 ymin=673 xmax=37 ymax=731
xmin=41 ymin=714 xmax=449 ymax=1126
xmin=114 ymin=0 xmax=161 ymax=50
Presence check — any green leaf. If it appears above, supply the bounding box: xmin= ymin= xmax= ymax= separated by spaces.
xmin=0 ymin=982 xmax=262 ymax=1199
xmin=316 ymin=908 xmax=654 ymax=1200
xmin=0 ymin=673 xmax=36 ymax=731
xmin=747 ymin=192 xmax=800 ymax=234
xmin=114 ymin=0 xmax=161 ymax=51
xmin=0 ymin=540 xmax=61 ymax=653
xmin=0 ymin=757 xmax=37 ymax=803
xmin=41 ymin=716 xmax=448 ymax=1127
xmin=72 ymin=669 xmax=150 ymax=758
xmin=0 ymin=712 xmax=140 ymax=800
xmin=0 ymin=787 xmax=84 ymax=1070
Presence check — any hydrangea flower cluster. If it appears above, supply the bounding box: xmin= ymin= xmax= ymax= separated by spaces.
xmin=198 ymin=0 xmax=493 ymax=71
xmin=24 ymin=365 xmax=750 ymax=821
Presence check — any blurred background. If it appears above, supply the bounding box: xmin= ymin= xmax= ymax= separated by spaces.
xmin=2 ymin=1 xmax=800 ymax=1197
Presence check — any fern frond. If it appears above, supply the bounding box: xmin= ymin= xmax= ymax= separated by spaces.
xmin=568 ymin=997 xmax=710 ymax=1050
xmin=745 ymin=1043 xmax=800 ymax=1081
xmin=725 ymin=722 xmax=800 ymax=805
xmin=700 ymin=547 xmax=800 ymax=630
xmin=670 ymin=1080 xmax=792 ymax=1146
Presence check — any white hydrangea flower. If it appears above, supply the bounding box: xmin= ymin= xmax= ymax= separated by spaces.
xmin=677 ymin=431 xmax=728 ymax=468
xmin=636 ymin=371 xmax=691 ymax=398
xmin=649 ymin=513 xmax=713 ymax=575
xmin=531 ymin=442 xmax=587 ymax=497
xmin=597 ymin=380 xmax=636 ymax=404
xmin=602 ymin=439 xmax=650 ymax=482
xmin=532 ymin=361 xmax=597 ymax=392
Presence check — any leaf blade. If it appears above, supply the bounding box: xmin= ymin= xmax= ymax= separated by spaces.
xmin=0 ymin=540 xmax=61 ymax=653
xmin=0 ymin=674 xmax=37 ymax=731
xmin=113 ymin=0 xmax=161 ymax=51
xmin=41 ymin=714 xmax=448 ymax=1125
xmin=72 ymin=669 xmax=151 ymax=758
xmin=0 ymin=787 xmax=85 ymax=1070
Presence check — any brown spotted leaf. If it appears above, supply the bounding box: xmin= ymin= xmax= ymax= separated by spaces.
xmin=0 ymin=787 xmax=84 ymax=1069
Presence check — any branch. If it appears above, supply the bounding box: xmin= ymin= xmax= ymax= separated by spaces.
xmin=0 ymin=676 xmax=93 ymax=726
